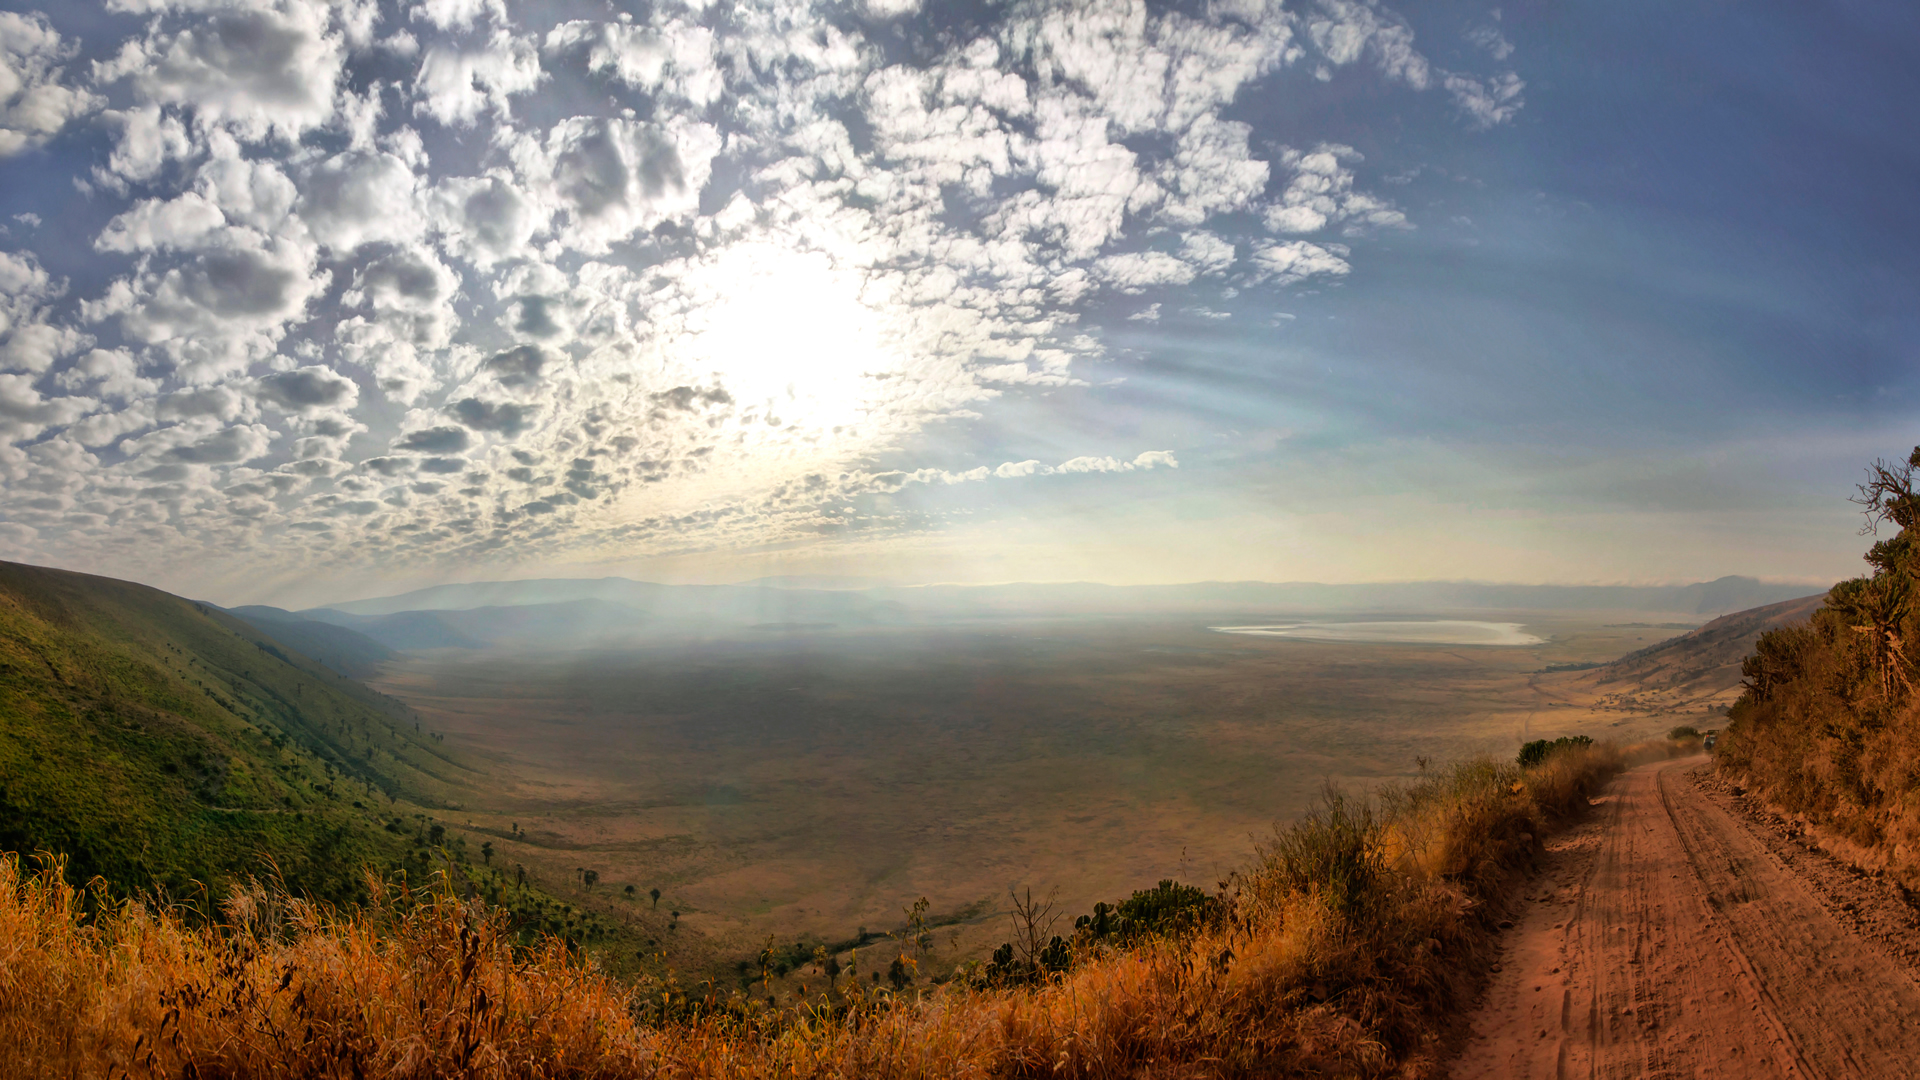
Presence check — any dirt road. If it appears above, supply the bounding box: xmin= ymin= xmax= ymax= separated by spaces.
xmin=1452 ymin=755 xmax=1920 ymax=1079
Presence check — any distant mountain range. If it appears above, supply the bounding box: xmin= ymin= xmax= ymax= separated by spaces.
xmin=243 ymin=574 xmax=1830 ymax=655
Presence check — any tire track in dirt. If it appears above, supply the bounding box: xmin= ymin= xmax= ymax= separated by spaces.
xmin=1451 ymin=755 xmax=1920 ymax=1079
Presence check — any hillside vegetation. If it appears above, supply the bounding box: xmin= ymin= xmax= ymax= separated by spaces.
xmin=1719 ymin=447 xmax=1920 ymax=884
xmin=0 ymin=733 xmax=1697 ymax=1078
xmin=0 ymin=560 xmax=470 ymax=903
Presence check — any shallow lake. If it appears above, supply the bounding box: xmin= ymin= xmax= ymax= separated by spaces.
xmin=1208 ymin=620 xmax=1545 ymax=646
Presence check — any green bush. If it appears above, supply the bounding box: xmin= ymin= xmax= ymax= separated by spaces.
xmin=1516 ymin=735 xmax=1593 ymax=769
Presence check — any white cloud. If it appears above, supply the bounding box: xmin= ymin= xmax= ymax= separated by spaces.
xmin=1306 ymin=0 xmax=1429 ymax=90
xmin=98 ymin=0 xmax=346 ymax=142
xmin=299 ymin=150 xmax=423 ymax=252
xmin=410 ymin=0 xmax=503 ymax=32
xmin=1467 ymin=23 xmax=1515 ymax=62
xmin=1152 ymin=115 xmax=1270 ymax=226
xmin=1250 ymin=239 xmax=1351 ymax=284
xmin=534 ymin=115 xmax=721 ymax=252
xmin=0 ymin=250 xmax=87 ymax=375
xmin=429 ymin=173 xmax=541 ymax=266
xmin=96 ymin=192 xmax=228 ymax=253
xmin=95 ymin=227 xmax=326 ymax=383
xmin=342 ymin=245 xmax=460 ymax=352
xmin=93 ymin=105 xmax=195 ymax=188
xmin=0 ymin=11 xmax=100 ymax=156
xmin=0 ymin=372 xmax=93 ymax=442
xmin=55 ymin=349 xmax=160 ymax=403
xmin=1180 ymin=231 xmax=1237 ymax=275
xmin=858 ymin=448 xmax=1178 ymax=494
xmin=545 ymin=17 xmax=723 ymax=108
xmin=254 ymin=365 xmax=358 ymax=413
xmin=1263 ymin=143 xmax=1406 ymax=234
xmin=1444 ymin=70 xmax=1525 ymax=130
xmin=1095 ymin=250 xmax=1197 ymax=293
xmin=411 ymin=30 xmax=540 ymax=127
xmin=129 ymin=420 xmax=276 ymax=465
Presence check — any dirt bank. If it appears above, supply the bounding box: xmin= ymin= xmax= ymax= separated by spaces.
xmin=1451 ymin=755 xmax=1920 ymax=1079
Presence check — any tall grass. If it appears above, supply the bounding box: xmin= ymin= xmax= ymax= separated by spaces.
xmin=1 ymin=740 xmax=1681 ymax=1079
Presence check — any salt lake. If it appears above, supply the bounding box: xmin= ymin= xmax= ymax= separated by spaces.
xmin=1208 ymin=620 xmax=1545 ymax=646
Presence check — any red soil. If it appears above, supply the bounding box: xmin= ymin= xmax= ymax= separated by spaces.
xmin=1452 ymin=755 xmax=1920 ymax=1079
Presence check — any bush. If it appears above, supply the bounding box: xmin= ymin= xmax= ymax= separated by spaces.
xmin=1516 ymin=734 xmax=1593 ymax=768
xmin=1256 ymin=789 xmax=1384 ymax=922
xmin=1667 ymin=725 xmax=1700 ymax=741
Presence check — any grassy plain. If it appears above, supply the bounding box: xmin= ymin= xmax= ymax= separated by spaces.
xmin=369 ymin=613 xmax=1707 ymax=983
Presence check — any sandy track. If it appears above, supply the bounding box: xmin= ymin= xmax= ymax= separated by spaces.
xmin=1451 ymin=755 xmax=1920 ymax=1079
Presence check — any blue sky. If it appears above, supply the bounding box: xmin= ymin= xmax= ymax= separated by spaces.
xmin=0 ymin=0 xmax=1912 ymax=605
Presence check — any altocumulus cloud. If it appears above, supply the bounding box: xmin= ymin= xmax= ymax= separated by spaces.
xmin=0 ymin=0 xmax=1521 ymax=584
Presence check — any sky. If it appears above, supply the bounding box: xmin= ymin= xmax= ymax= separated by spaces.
xmin=0 ymin=0 xmax=1914 ymax=607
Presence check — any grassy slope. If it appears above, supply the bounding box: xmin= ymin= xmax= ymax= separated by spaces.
xmin=1587 ymin=593 xmax=1825 ymax=695
xmin=0 ymin=560 xmax=475 ymax=904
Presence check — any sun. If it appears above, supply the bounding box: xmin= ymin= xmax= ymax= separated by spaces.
xmin=681 ymin=244 xmax=903 ymax=434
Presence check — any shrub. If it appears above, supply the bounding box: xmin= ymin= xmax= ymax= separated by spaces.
xmin=1255 ymin=789 xmax=1384 ymax=922
xmin=1517 ymin=734 xmax=1592 ymax=769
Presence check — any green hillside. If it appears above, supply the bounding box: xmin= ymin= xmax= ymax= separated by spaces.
xmin=0 ymin=560 xmax=478 ymax=904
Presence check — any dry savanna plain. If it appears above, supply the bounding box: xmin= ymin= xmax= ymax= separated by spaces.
xmin=368 ymin=613 xmax=1720 ymax=990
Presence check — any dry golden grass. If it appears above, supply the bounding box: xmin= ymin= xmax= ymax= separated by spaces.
xmin=0 ymin=739 xmax=1685 ymax=1079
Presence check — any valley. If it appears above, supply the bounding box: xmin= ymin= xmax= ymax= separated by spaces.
xmin=362 ymin=612 xmax=1739 ymax=984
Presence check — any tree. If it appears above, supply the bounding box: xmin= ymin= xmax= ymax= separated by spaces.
xmin=623 ymin=884 xmax=635 ymax=900
xmin=480 ymin=841 xmax=493 ymax=865
xmin=583 ymin=869 xmax=599 ymax=889
xmin=1852 ymin=447 xmax=1920 ymax=538
xmin=650 ymin=887 xmax=660 ymax=909
xmin=1841 ymin=446 xmax=1920 ymax=701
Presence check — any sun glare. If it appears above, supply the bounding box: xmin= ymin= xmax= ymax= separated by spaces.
xmin=684 ymin=246 xmax=901 ymax=434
